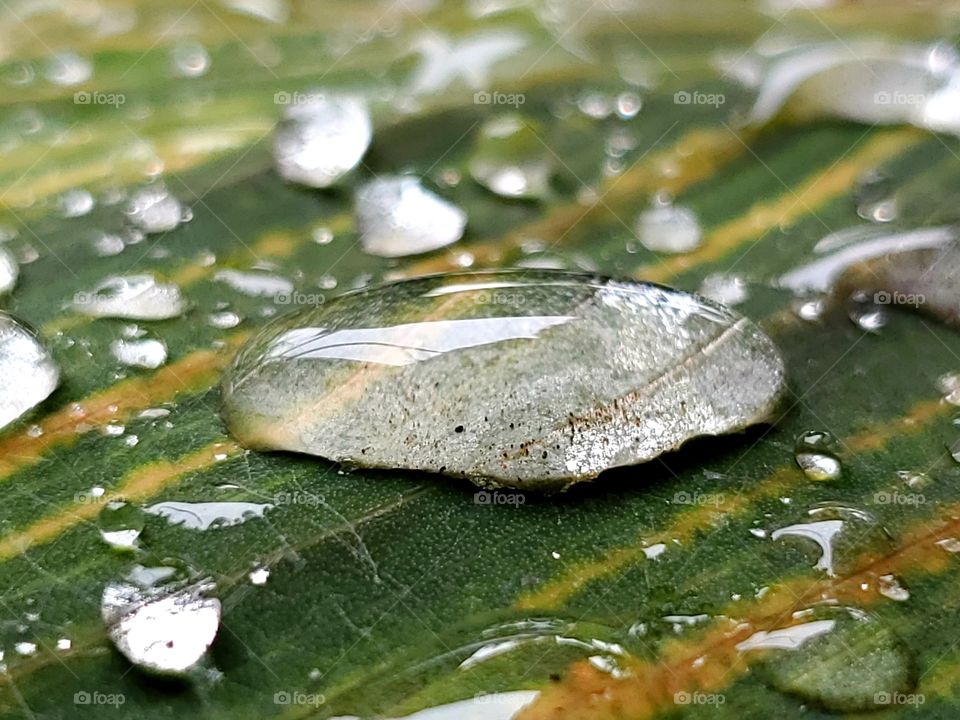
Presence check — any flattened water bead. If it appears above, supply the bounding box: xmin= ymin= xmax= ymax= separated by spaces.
xmin=0 ymin=314 xmax=60 ymax=431
xmin=0 ymin=246 xmax=17 ymax=295
xmin=468 ymin=115 xmax=552 ymax=200
xmin=221 ymin=271 xmax=787 ymax=490
xmin=272 ymin=93 xmax=372 ymax=188
xmin=72 ymin=274 xmax=188 ymax=320
xmin=355 ymin=176 xmax=467 ymax=257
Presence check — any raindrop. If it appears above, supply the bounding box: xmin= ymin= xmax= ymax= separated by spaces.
xmin=698 ymin=274 xmax=748 ymax=306
xmin=468 ymin=115 xmax=552 ymax=200
xmin=91 ymin=232 xmax=126 ymax=257
xmin=634 ymin=202 xmax=702 ymax=254
xmin=72 ymin=275 xmax=188 ymax=320
xmin=98 ymin=501 xmax=146 ymax=551
xmin=56 ymin=638 xmax=71 ymax=651
xmin=110 ymin=337 xmax=168 ymax=369
xmin=208 ymin=311 xmax=242 ymax=329
xmin=794 ymin=430 xmax=842 ymax=481
xmin=144 ymin=501 xmax=273 ymax=531
xmin=273 ymin=93 xmax=372 ymax=188
xmin=615 ymin=91 xmax=642 ymax=119
xmin=355 ymin=176 xmax=467 ymax=257
xmin=0 ymin=246 xmax=18 ymax=295
xmin=126 ymin=185 xmax=184 ymax=234
xmin=577 ymin=91 xmax=612 ymax=119
xmin=855 ymin=170 xmax=898 ymax=223
xmin=877 ymin=574 xmax=910 ymax=601
xmin=221 ymin=270 xmax=787 ymax=490
xmin=248 ymin=567 xmax=270 ymax=585
xmin=171 ymin=41 xmax=210 ymax=78
xmin=44 ymin=52 xmax=92 ymax=86
xmin=102 ymin=566 xmax=220 ymax=676
xmin=58 ymin=188 xmax=95 ymax=218
xmin=847 ymin=291 xmax=887 ymax=333
xmin=214 ymin=270 xmax=293 ymax=298
xmin=0 ymin=314 xmax=60 ymax=431
xmin=311 ymin=226 xmax=334 ymax=245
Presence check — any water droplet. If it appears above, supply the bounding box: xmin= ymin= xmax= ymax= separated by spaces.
xmin=0 ymin=246 xmax=17 ymax=295
xmin=794 ymin=430 xmax=842 ymax=481
xmin=221 ymin=270 xmax=787 ymax=490
xmin=745 ymin=607 xmax=914 ymax=712
xmin=772 ymin=504 xmax=892 ymax=576
xmin=577 ymin=91 xmax=613 ymax=119
xmin=312 ymin=226 xmax=334 ymax=245
xmin=56 ymin=638 xmax=71 ymax=651
xmin=248 ymin=567 xmax=270 ymax=585
xmin=938 ymin=372 xmax=960 ymax=405
xmin=44 ymin=52 xmax=92 ymax=86
xmin=937 ymin=537 xmax=960 ymax=553
xmin=634 ymin=203 xmax=702 ymax=254
xmin=355 ymin=176 xmax=467 ymax=257
xmin=102 ymin=567 xmax=220 ymax=676
xmin=855 ymin=170 xmax=898 ymax=223
xmin=0 ymin=314 xmax=60 ymax=430
xmin=847 ymin=291 xmax=887 ymax=333
xmin=615 ymin=91 xmax=642 ymax=119
xmin=468 ymin=115 xmax=552 ymax=200
xmin=91 ymin=232 xmax=126 ymax=257
xmin=98 ymin=501 xmax=145 ymax=551
xmin=698 ymin=274 xmax=748 ymax=306
xmin=272 ymin=93 xmax=371 ymax=188
xmin=14 ymin=641 xmax=36 ymax=656
xmin=110 ymin=337 xmax=168 ymax=369
xmin=214 ymin=269 xmax=293 ymax=298
xmin=72 ymin=275 xmax=188 ymax=320
xmin=144 ymin=501 xmax=273 ymax=531
xmin=126 ymin=185 xmax=184 ymax=234
xmin=171 ymin=41 xmax=210 ymax=78
xmin=877 ymin=574 xmax=910 ymax=601
xmin=57 ymin=188 xmax=95 ymax=218
xmin=208 ymin=311 xmax=242 ymax=329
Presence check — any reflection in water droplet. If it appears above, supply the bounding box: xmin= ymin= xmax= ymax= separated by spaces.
xmin=794 ymin=430 xmax=842 ymax=481
xmin=273 ymin=93 xmax=371 ymax=188
xmin=877 ymin=574 xmax=910 ymax=601
xmin=0 ymin=314 xmax=60 ymax=430
xmin=634 ymin=203 xmax=702 ymax=254
xmin=248 ymin=567 xmax=270 ymax=586
xmin=356 ymin=176 xmax=467 ymax=257
xmin=126 ymin=185 xmax=185 ymax=234
xmin=91 ymin=232 xmax=126 ymax=257
xmin=214 ymin=269 xmax=293 ymax=298
xmin=938 ymin=372 xmax=960 ymax=406
xmin=745 ymin=607 xmax=914 ymax=713
xmin=0 ymin=246 xmax=17 ymax=295
xmin=58 ymin=188 xmax=95 ymax=218
xmin=44 ymin=52 xmax=92 ymax=86
xmin=102 ymin=568 xmax=220 ymax=676
xmin=98 ymin=501 xmax=146 ymax=551
xmin=73 ymin=275 xmax=188 ymax=320
xmin=469 ymin=115 xmax=551 ymax=200
xmin=110 ymin=338 xmax=168 ymax=369
xmin=698 ymin=274 xmax=748 ymax=306
xmin=847 ymin=292 xmax=887 ymax=333
xmin=615 ymin=91 xmax=642 ymax=119
xmin=208 ymin=311 xmax=242 ymax=329
xmin=171 ymin=41 xmax=210 ymax=78
xmin=144 ymin=501 xmax=273 ymax=531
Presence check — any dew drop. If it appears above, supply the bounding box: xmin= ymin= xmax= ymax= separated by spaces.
xmin=208 ymin=311 xmax=242 ymax=329
xmin=698 ymin=273 xmax=748 ymax=306
xmin=634 ymin=202 xmax=702 ymax=254
xmin=273 ymin=93 xmax=371 ymax=188
xmin=110 ymin=337 xmax=168 ymax=369
xmin=126 ymin=185 xmax=185 ymax=234
xmin=615 ymin=91 xmax=642 ymax=119
xmin=91 ymin=232 xmax=126 ymax=257
xmin=98 ymin=501 xmax=146 ymax=551
xmin=0 ymin=314 xmax=60 ymax=431
xmin=57 ymin=188 xmax=95 ymax=218
xmin=0 ymin=246 xmax=18 ymax=295
xmin=794 ymin=430 xmax=842 ymax=481
xmin=214 ymin=269 xmax=293 ymax=298
xmin=44 ymin=52 xmax=92 ymax=86
xmin=171 ymin=41 xmax=210 ymax=78
xmin=468 ymin=115 xmax=552 ymax=200
xmin=248 ymin=567 xmax=270 ymax=586
xmin=877 ymin=574 xmax=910 ymax=602
xmin=847 ymin=291 xmax=887 ymax=333
xmin=72 ymin=274 xmax=188 ymax=320
xmin=144 ymin=501 xmax=273 ymax=531
xmin=355 ymin=176 xmax=467 ymax=257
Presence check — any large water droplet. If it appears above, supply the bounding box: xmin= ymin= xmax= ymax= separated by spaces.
xmin=221 ymin=270 xmax=787 ymax=490
xmin=794 ymin=430 xmax=842 ymax=481
xmin=0 ymin=314 xmax=59 ymax=431
xmin=98 ymin=501 xmax=145 ymax=551
xmin=356 ymin=176 xmax=467 ymax=257
xmin=0 ymin=246 xmax=17 ymax=295
xmin=634 ymin=202 xmax=702 ymax=254
xmin=126 ymin=185 xmax=185 ymax=234
xmin=144 ymin=501 xmax=273 ymax=531
xmin=468 ymin=115 xmax=552 ymax=200
xmin=272 ymin=93 xmax=372 ymax=188
xmin=744 ymin=607 xmax=915 ymax=713
xmin=72 ymin=275 xmax=188 ymax=320
xmin=102 ymin=565 xmax=220 ymax=676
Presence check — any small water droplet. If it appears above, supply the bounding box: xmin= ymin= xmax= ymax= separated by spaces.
xmin=273 ymin=93 xmax=371 ymax=188
xmin=698 ymin=273 xmax=748 ymax=306
xmin=355 ymin=176 xmax=466 ymax=257
xmin=56 ymin=638 xmax=71 ymax=651
xmin=110 ymin=337 xmax=168 ymax=369
xmin=938 ymin=372 xmax=960 ymax=406
xmin=214 ymin=269 xmax=293 ymax=298
xmin=13 ymin=641 xmax=36 ymax=657
xmin=847 ymin=291 xmax=887 ymax=333
xmin=98 ymin=501 xmax=145 ymax=551
xmin=171 ymin=41 xmax=210 ymax=78
xmin=0 ymin=314 xmax=60 ymax=431
xmin=615 ymin=91 xmax=642 ymax=119
xmin=468 ymin=115 xmax=552 ymax=200
xmin=248 ymin=567 xmax=270 ymax=585
xmin=58 ymin=188 xmax=95 ymax=218
xmin=44 ymin=52 xmax=92 ymax=86
xmin=794 ymin=430 xmax=842 ymax=481
xmin=126 ymin=185 xmax=184 ymax=234
xmin=72 ymin=274 xmax=188 ymax=320
xmin=634 ymin=202 xmax=702 ymax=254
xmin=208 ymin=311 xmax=242 ymax=329
xmin=577 ymin=91 xmax=612 ymax=119
xmin=937 ymin=537 xmax=960 ymax=553
xmin=0 ymin=246 xmax=18 ymax=295
xmin=91 ymin=232 xmax=126 ymax=257
xmin=877 ymin=574 xmax=910 ymax=601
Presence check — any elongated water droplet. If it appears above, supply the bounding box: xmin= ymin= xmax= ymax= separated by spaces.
xmin=58 ymin=188 xmax=95 ymax=218
xmin=356 ymin=176 xmax=467 ymax=257
xmin=794 ymin=430 xmax=842 ymax=481
xmin=469 ymin=115 xmax=552 ymax=200
xmin=0 ymin=314 xmax=59 ymax=431
xmin=221 ymin=270 xmax=787 ymax=490
xmin=144 ymin=501 xmax=273 ymax=531
xmin=126 ymin=185 xmax=184 ymax=234
xmin=102 ymin=567 xmax=220 ymax=676
xmin=98 ymin=501 xmax=145 ymax=551
xmin=214 ymin=269 xmax=293 ymax=298
xmin=273 ymin=93 xmax=371 ymax=188
xmin=44 ymin=52 xmax=92 ymax=86
xmin=634 ymin=202 xmax=702 ymax=254
xmin=110 ymin=337 xmax=167 ymax=369
xmin=72 ymin=275 xmax=188 ymax=320
xmin=0 ymin=246 xmax=17 ymax=295
xmin=698 ymin=273 xmax=748 ymax=306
